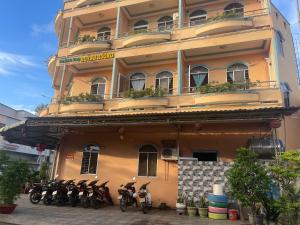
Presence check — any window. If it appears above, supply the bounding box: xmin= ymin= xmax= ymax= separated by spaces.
xmin=281 ymin=82 xmax=291 ymax=107
xmin=81 ymin=144 xmax=100 ymax=174
xmin=97 ymin=27 xmax=111 ymax=41
xmin=227 ymin=63 xmax=249 ymax=83
xmin=276 ymin=31 xmax=284 ymax=56
xmin=224 ymin=3 xmax=244 ymax=17
xmin=155 ymin=71 xmax=173 ymax=94
xmin=158 ymin=16 xmax=174 ymax=31
xmin=134 ymin=20 xmax=148 ymax=32
xmin=138 ymin=145 xmax=157 ymax=177
xmin=90 ymin=77 xmax=106 ymax=98
xmin=130 ymin=73 xmax=146 ymax=91
xmin=190 ymin=10 xmax=207 ymax=26
xmin=189 ymin=65 xmax=209 ymax=91
xmin=193 ymin=151 xmax=218 ymax=162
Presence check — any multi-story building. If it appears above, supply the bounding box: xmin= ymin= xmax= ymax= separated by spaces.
xmin=2 ymin=0 xmax=300 ymax=207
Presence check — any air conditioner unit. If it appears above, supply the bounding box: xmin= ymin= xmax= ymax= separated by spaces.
xmin=161 ymin=148 xmax=179 ymax=161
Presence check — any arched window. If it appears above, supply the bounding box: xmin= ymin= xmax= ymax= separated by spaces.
xmin=155 ymin=71 xmax=173 ymax=94
xmin=158 ymin=16 xmax=174 ymax=31
xmin=138 ymin=145 xmax=157 ymax=177
xmin=227 ymin=63 xmax=249 ymax=83
xmin=224 ymin=3 xmax=244 ymax=17
xmin=90 ymin=77 xmax=106 ymax=98
xmin=130 ymin=73 xmax=146 ymax=91
xmin=190 ymin=10 xmax=207 ymax=26
xmin=134 ymin=20 xmax=148 ymax=32
xmin=81 ymin=144 xmax=100 ymax=175
xmin=97 ymin=27 xmax=111 ymax=41
xmin=189 ymin=66 xmax=209 ymax=90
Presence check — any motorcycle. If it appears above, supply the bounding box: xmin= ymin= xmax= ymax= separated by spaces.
xmin=89 ymin=181 xmax=113 ymax=209
xmin=68 ymin=180 xmax=88 ymax=207
xmin=28 ymin=181 xmax=49 ymax=204
xmin=81 ymin=180 xmax=98 ymax=208
xmin=42 ymin=180 xmax=63 ymax=205
xmin=53 ymin=179 xmax=74 ymax=206
xmin=118 ymin=181 xmax=138 ymax=212
xmin=138 ymin=182 xmax=152 ymax=214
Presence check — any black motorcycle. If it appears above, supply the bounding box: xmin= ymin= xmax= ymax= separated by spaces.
xmin=138 ymin=182 xmax=151 ymax=214
xmin=42 ymin=180 xmax=63 ymax=205
xmin=68 ymin=180 xmax=88 ymax=207
xmin=53 ymin=179 xmax=74 ymax=206
xmin=118 ymin=182 xmax=138 ymax=212
xmin=81 ymin=180 xmax=98 ymax=208
xmin=89 ymin=181 xmax=113 ymax=209
xmin=28 ymin=181 xmax=49 ymax=204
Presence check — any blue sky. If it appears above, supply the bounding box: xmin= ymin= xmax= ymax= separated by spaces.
xmin=0 ymin=0 xmax=298 ymax=114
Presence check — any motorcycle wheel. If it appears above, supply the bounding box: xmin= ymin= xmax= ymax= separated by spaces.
xmin=90 ymin=197 xmax=101 ymax=209
xmin=120 ymin=197 xmax=127 ymax=212
xmin=29 ymin=192 xmax=41 ymax=204
xmin=81 ymin=196 xmax=89 ymax=208
xmin=107 ymin=196 xmax=114 ymax=206
xmin=69 ymin=196 xmax=77 ymax=207
xmin=43 ymin=195 xmax=52 ymax=206
xmin=141 ymin=202 xmax=148 ymax=214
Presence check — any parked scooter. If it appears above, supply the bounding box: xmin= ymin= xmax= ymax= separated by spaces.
xmin=89 ymin=181 xmax=113 ymax=209
xmin=138 ymin=182 xmax=152 ymax=214
xmin=42 ymin=180 xmax=63 ymax=205
xmin=28 ymin=181 xmax=50 ymax=204
xmin=53 ymin=179 xmax=74 ymax=206
xmin=81 ymin=180 xmax=98 ymax=208
xmin=68 ymin=180 xmax=88 ymax=207
xmin=118 ymin=181 xmax=138 ymax=212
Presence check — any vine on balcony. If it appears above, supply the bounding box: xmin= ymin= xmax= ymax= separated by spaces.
xmin=123 ymin=87 xmax=167 ymax=99
xmin=58 ymin=93 xmax=103 ymax=105
xmin=196 ymin=81 xmax=257 ymax=94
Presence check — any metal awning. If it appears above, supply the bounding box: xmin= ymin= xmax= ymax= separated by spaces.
xmin=0 ymin=106 xmax=298 ymax=149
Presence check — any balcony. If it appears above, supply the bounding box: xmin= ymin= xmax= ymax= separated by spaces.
xmin=55 ymin=11 xmax=63 ymax=35
xmin=69 ymin=36 xmax=111 ymax=55
xmin=59 ymin=102 xmax=104 ymax=114
xmin=117 ymin=97 xmax=169 ymax=110
xmin=75 ymin=0 xmax=115 ymax=8
xmin=121 ymin=29 xmax=171 ymax=48
xmin=48 ymin=56 xmax=57 ymax=77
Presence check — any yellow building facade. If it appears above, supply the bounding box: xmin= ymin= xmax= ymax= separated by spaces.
xmin=2 ymin=0 xmax=300 ymax=207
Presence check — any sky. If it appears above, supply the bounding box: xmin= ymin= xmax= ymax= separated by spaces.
xmin=0 ymin=0 xmax=298 ymax=114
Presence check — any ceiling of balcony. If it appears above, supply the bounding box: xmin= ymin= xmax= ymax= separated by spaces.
xmin=77 ymin=8 xmax=117 ymax=26
xmin=125 ymin=0 xmax=178 ymax=18
xmin=184 ymin=40 xmax=269 ymax=59
xmin=71 ymin=59 xmax=113 ymax=72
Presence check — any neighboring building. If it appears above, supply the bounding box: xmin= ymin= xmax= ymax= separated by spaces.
xmin=2 ymin=0 xmax=300 ymax=207
xmin=293 ymin=33 xmax=300 ymax=83
xmin=0 ymin=103 xmax=51 ymax=170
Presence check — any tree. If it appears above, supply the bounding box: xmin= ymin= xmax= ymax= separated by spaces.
xmin=39 ymin=161 xmax=49 ymax=181
xmin=269 ymin=150 xmax=300 ymax=225
xmin=0 ymin=153 xmax=30 ymax=205
xmin=227 ymin=148 xmax=271 ymax=225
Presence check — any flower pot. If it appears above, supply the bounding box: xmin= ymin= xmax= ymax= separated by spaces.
xmin=198 ymin=207 xmax=208 ymax=218
xmin=255 ymin=214 xmax=264 ymax=225
xmin=176 ymin=203 xmax=186 ymax=215
xmin=249 ymin=214 xmax=255 ymax=224
xmin=187 ymin=206 xmax=197 ymax=217
xmin=0 ymin=204 xmax=17 ymax=214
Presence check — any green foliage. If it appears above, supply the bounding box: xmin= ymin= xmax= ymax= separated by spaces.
xmin=39 ymin=162 xmax=49 ymax=181
xmin=177 ymin=192 xmax=186 ymax=204
xmin=59 ymin=92 xmax=103 ymax=105
xmin=123 ymin=87 xmax=167 ymax=99
xmin=77 ymin=34 xmax=96 ymax=43
xmin=35 ymin=104 xmax=48 ymax=113
xmin=196 ymin=81 xmax=256 ymax=94
xmin=269 ymin=150 xmax=300 ymax=225
xmin=226 ymin=148 xmax=271 ymax=216
xmin=261 ymin=195 xmax=280 ymax=224
xmin=198 ymin=196 xmax=208 ymax=208
xmin=0 ymin=151 xmax=9 ymax=172
xmin=27 ymin=170 xmax=40 ymax=184
xmin=0 ymin=153 xmax=30 ymax=204
xmin=187 ymin=197 xmax=196 ymax=207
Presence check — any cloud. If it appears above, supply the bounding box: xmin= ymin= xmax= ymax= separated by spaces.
xmin=0 ymin=51 xmax=39 ymax=76
xmin=31 ymin=22 xmax=54 ymax=37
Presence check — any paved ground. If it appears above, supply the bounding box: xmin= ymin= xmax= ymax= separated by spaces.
xmin=0 ymin=195 xmax=243 ymax=225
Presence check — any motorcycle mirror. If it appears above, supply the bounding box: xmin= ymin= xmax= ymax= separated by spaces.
xmin=132 ymin=177 xmax=136 ymax=181
xmin=95 ymin=175 xmax=98 ymax=179
xmin=55 ymin=174 xmax=59 ymax=178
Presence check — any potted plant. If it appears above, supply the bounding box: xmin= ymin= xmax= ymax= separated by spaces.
xmin=0 ymin=152 xmax=30 ymax=214
xmin=248 ymin=204 xmax=263 ymax=225
xmin=226 ymin=148 xmax=271 ymax=225
xmin=198 ymin=196 xmax=208 ymax=218
xmin=176 ymin=192 xmax=186 ymax=215
xmin=187 ymin=196 xmax=197 ymax=217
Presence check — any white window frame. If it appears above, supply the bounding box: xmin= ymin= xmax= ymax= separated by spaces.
xmin=227 ymin=65 xmax=248 ymax=83
xmin=80 ymin=145 xmax=100 ymax=175
xmin=156 ymin=71 xmax=173 ymax=94
xmin=129 ymin=73 xmax=146 ymax=90
xmin=189 ymin=10 xmax=207 ymax=26
xmin=97 ymin=27 xmax=111 ymax=41
xmin=188 ymin=65 xmax=209 ymax=92
xmin=133 ymin=21 xmax=149 ymax=31
xmin=91 ymin=78 xmax=106 ymax=98
xmin=137 ymin=145 xmax=158 ymax=178
xmin=157 ymin=16 xmax=174 ymax=32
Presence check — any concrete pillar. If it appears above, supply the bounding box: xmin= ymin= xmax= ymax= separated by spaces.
xmin=66 ymin=17 xmax=74 ymax=47
xmin=115 ymin=7 xmax=122 ymax=39
xmin=59 ymin=65 xmax=67 ymax=98
xmin=178 ymin=0 xmax=184 ymax=28
xmin=177 ymin=50 xmax=183 ymax=95
xmin=110 ymin=58 xmax=118 ymax=99
xmin=271 ymin=31 xmax=281 ymax=86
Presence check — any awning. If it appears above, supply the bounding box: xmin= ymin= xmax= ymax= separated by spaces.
xmin=0 ymin=106 xmax=298 ymax=149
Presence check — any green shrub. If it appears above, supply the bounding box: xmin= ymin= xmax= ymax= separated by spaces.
xmin=123 ymin=87 xmax=167 ymax=99
xmin=35 ymin=104 xmax=48 ymax=113
xmin=59 ymin=93 xmax=103 ymax=105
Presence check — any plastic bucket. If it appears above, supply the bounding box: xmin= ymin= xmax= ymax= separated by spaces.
xmin=209 ymin=206 xmax=227 ymax=214
xmin=208 ymin=194 xmax=228 ymax=203
xmin=209 ymin=201 xmax=228 ymax=208
xmin=208 ymin=212 xmax=228 ymax=220
xmin=228 ymin=209 xmax=238 ymax=221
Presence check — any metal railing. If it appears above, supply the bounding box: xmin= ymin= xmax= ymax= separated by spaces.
xmin=183 ymin=81 xmax=277 ymax=94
